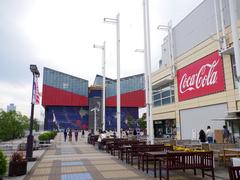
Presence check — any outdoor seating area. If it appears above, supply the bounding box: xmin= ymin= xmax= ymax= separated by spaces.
xmin=88 ymin=136 xmax=231 ymax=179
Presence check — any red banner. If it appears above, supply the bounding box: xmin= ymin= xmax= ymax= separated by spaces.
xmin=177 ymin=51 xmax=225 ymax=101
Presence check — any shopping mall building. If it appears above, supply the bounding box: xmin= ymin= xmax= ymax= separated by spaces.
xmin=152 ymin=0 xmax=240 ymax=142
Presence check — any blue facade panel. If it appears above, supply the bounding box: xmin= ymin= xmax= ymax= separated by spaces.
xmin=89 ymin=90 xmax=102 ymax=98
xmin=44 ymin=106 xmax=89 ymax=130
xmin=105 ymin=107 xmax=139 ymax=130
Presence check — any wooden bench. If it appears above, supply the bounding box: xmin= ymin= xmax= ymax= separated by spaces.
xmin=159 ymin=151 xmax=215 ymax=180
xmin=229 ymin=166 xmax=240 ymax=180
xmin=118 ymin=140 xmax=144 ymax=160
xmin=128 ymin=144 xmax=169 ymax=165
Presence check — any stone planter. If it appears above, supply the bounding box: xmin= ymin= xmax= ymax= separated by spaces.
xmin=8 ymin=160 xmax=27 ymax=176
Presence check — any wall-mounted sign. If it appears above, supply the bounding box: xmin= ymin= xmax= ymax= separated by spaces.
xmin=177 ymin=51 xmax=225 ymax=101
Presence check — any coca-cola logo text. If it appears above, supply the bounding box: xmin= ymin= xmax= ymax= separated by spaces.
xmin=179 ymin=60 xmax=219 ymax=94
xmin=177 ymin=51 xmax=225 ymax=101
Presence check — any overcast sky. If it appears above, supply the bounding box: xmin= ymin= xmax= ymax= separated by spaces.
xmin=0 ymin=0 xmax=203 ymax=120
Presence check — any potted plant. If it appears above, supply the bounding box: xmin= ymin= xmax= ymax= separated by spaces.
xmin=8 ymin=151 xmax=27 ymax=176
xmin=0 ymin=150 xmax=7 ymax=180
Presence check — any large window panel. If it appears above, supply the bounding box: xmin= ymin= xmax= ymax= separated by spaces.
xmin=153 ymin=82 xmax=175 ymax=107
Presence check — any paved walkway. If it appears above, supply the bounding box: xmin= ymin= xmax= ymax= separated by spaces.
xmin=24 ymin=134 xmax=230 ymax=180
xmin=25 ymin=134 xmax=154 ymax=180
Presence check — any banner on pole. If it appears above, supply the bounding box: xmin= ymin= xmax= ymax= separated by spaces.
xmin=32 ymin=76 xmax=40 ymax=105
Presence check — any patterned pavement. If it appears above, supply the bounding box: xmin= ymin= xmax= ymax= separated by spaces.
xmin=25 ymin=134 xmax=229 ymax=180
xmin=25 ymin=134 xmax=154 ymax=180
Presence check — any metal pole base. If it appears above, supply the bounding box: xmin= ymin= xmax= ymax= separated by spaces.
xmin=26 ymin=135 xmax=34 ymax=161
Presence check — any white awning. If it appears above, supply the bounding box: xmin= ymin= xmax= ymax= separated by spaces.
xmin=212 ymin=117 xmax=240 ymax=121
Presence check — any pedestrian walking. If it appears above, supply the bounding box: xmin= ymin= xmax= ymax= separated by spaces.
xmin=199 ymin=129 xmax=206 ymax=143
xmin=81 ymin=129 xmax=85 ymax=138
xmin=64 ymin=129 xmax=67 ymax=142
xmin=68 ymin=129 xmax=72 ymax=142
xmin=75 ymin=129 xmax=79 ymax=141
xmin=223 ymin=125 xmax=230 ymax=143
xmin=206 ymin=126 xmax=214 ymax=143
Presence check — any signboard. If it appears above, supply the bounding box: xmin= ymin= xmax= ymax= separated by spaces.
xmin=177 ymin=51 xmax=225 ymax=101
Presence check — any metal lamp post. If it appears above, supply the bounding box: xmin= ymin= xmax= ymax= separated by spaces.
xmin=104 ymin=14 xmax=121 ymax=138
xmin=135 ymin=49 xmax=150 ymax=142
xmin=93 ymin=42 xmax=106 ymax=131
xmin=143 ymin=0 xmax=154 ymax=144
xmin=91 ymin=107 xmax=99 ymax=134
xmin=26 ymin=64 xmax=40 ymax=161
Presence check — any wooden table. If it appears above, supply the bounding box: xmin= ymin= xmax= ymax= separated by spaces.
xmin=223 ymin=148 xmax=240 ymax=166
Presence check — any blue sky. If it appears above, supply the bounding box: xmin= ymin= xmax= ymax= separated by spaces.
xmin=0 ymin=0 xmax=203 ymax=120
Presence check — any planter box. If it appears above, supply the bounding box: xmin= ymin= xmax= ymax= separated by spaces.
xmin=8 ymin=160 xmax=27 ymax=176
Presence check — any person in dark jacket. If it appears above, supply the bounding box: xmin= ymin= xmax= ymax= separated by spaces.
xmin=81 ymin=129 xmax=85 ymax=138
xmin=75 ymin=129 xmax=79 ymax=141
xmin=199 ymin=129 xmax=206 ymax=143
xmin=64 ymin=129 xmax=67 ymax=142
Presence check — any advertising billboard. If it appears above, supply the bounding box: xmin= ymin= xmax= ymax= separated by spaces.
xmin=177 ymin=51 xmax=225 ymax=101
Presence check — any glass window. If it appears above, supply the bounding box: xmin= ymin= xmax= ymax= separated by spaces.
xmin=153 ymin=81 xmax=175 ymax=107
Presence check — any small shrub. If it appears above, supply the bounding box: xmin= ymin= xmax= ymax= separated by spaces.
xmin=0 ymin=150 xmax=7 ymax=177
xmin=38 ymin=131 xmax=57 ymax=142
xmin=38 ymin=133 xmax=50 ymax=141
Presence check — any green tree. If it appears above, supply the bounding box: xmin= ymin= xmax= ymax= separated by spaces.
xmin=126 ymin=114 xmax=134 ymax=128
xmin=0 ymin=111 xmax=29 ymax=141
xmin=33 ymin=118 xmax=40 ymax=131
xmin=138 ymin=113 xmax=146 ymax=129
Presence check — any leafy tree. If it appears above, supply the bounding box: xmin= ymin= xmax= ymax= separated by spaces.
xmin=126 ymin=114 xmax=134 ymax=128
xmin=33 ymin=118 xmax=40 ymax=131
xmin=138 ymin=113 xmax=146 ymax=129
xmin=0 ymin=111 xmax=29 ymax=141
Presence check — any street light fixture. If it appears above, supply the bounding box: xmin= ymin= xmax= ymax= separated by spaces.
xmin=93 ymin=42 xmax=106 ymax=131
xmin=157 ymin=21 xmax=175 ymax=77
xmin=26 ymin=64 xmax=40 ymax=161
xmin=104 ymin=13 xmax=121 ymax=138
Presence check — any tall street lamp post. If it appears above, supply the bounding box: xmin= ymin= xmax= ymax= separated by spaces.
xmin=143 ymin=0 xmax=154 ymax=144
xmin=135 ymin=49 xmax=150 ymax=141
xmin=104 ymin=14 xmax=121 ymax=138
xmin=93 ymin=42 xmax=106 ymax=131
xmin=26 ymin=64 xmax=40 ymax=161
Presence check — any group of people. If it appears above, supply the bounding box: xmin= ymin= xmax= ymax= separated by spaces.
xmin=199 ymin=125 xmax=230 ymax=143
xmin=63 ymin=128 xmax=85 ymax=142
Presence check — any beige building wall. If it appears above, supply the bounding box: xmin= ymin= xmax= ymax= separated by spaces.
xmin=152 ymin=25 xmax=240 ymax=139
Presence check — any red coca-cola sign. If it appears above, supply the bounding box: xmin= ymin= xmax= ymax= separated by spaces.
xmin=177 ymin=51 xmax=225 ymax=101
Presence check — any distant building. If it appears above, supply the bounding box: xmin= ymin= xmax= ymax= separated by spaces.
xmin=7 ymin=103 xmax=16 ymax=112
xmin=42 ymin=67 xmax=145 ymax=131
